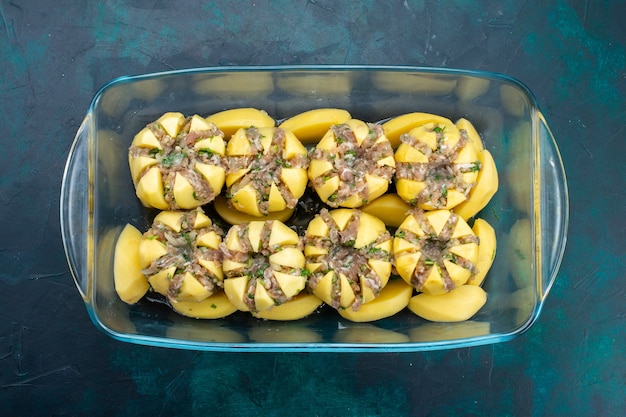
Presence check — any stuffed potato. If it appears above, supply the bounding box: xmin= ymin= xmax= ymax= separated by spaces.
xmin=225 ymin=126 xmax=309 ymax=217
xmin=304 ymin=209 xmax=393 ymax=311
xmin=129 ymin=112 xmax=227 ymax=210
xmin=394 ymin=119 xmax=480 ymax=210
xmin=221 ymin=220 xmax=308 ymax=313
xmin=308 ymin=119 xmax=395 ymax=208
xmin=138 ymin=208 xmax=224 ymax=304
xmin=393 ymin=208 xmax=479 ymax=295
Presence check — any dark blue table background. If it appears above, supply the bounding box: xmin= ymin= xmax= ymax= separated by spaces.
xmin=1 ymin=1 xmax=624 ymax=416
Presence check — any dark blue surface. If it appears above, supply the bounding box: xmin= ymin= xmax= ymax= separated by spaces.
xmin=1 ymin=1 xmax=624 ymax=416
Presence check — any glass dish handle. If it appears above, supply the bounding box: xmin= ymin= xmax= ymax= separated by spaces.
xmin=60 ymin=115 xmax=91 ymax=301
xmin=537 ymin=112 xmax=569 ymax=301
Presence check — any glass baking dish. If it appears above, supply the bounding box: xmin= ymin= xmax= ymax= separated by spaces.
xmin=60 ymin=66 xmax=568 ymax=352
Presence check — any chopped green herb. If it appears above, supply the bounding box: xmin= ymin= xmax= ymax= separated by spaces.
xmin=161 ymin=152 xmax=185 ymax=168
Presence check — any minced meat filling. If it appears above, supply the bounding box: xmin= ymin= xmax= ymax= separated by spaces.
xmin=305 ymin=209 xmax=392 ymax=311
xmin=141 ymin=210 xmax=224 ymax=302
xmin=226 ymin=127 xmax=309 ymax=215
xmin=399 ymin=209 xmax=478 ymax=291
xmin=310 ymin=123 xmax=395 ymax=207
xmin=129 ymin=117 xmax=226 ymax=209
xmin=395 ymin=128 xmax=480 ymax=208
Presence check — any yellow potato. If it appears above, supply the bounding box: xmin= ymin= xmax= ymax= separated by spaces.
xmin=155 ymin=112 xmax=186 ymax=137
xmin=394 ymin=122 xmax=480 ymax=210
xmin=170 ymin=291 xmax=238 ymax=319
xmin=213 ymin=196 xmax=294 ymax=225
xmin=338 ymin=279 xmax=413 ymax=322
xmin=382 ymin=112 xmax=456 ymax=148
xmin=304 ymin=209 xmax=393 ymax=311
xmin=205 ymin=107 xmax=275 ymax=138
xmin=225 ymin=127 xmax=309 ymax=216
xmin=467 ymin=218 xmax=497 ymax=286
xmin=114 ymin=224 xmax=149 ymax=304
xmin=393 ymin=209 xmax=479 ymax=294
xmin=222 ymin=220 xmax=308 ymax=313
xmin=361 ymin=194 xmax=412 ymax=228
xmin=140 ymin=208 xmax=224 ymax=304
xmin=308 ymin=120 xmax=395 ymax=208
xmin=453 ymin=149 xmax=499 ymax=220
xmin=278 ymin=108 xmax=351 ymax=144
xmin=252 ymin=293 xmax=324 ymax=321
xmin=455 ymin=117 xmax=484 ymax=154
xmin=408 ymin=285 xmax=487 ymax=322
xmin=135 ymin=166 xmax=169 ymax=210
xmin=129 ymin=113 xmax=227 ymax=210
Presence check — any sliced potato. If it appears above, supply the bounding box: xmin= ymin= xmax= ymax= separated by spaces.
xmin=278 ymin=108 xmax=351 ymax=144
xmin=467 ymin=218 xmax=497 ymax=286
xmin=206 ymin=107 xmax=275 ymax=138
xmin=114 ymin=224 xmax=149 ymax=304
xmin=338 ymin=279 xmax=413 ymax=322
xmin=382 ymin=112 xmax=456 ymax=148
xmin=213 ymin=196 xmax=294 ymax=225
xmin=252 ymin=293 xmax=324 ymax=321
xmin=170 ymin=291 xmax=238 ymax=319
xmin=453 ymin=149 xmax=498 ymax=220
xmin=361 ymin=194 xmax=412 ymax=228
xmin=408 ymin=285 xmax=487 ymax=322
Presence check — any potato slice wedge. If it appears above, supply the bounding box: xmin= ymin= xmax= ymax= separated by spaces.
xmin=114 ymin=224 xmax=149 ymax=304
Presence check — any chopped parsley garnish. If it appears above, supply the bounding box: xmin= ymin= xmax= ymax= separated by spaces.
xmin=161 ymin=152 xmax=185 ymax=168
